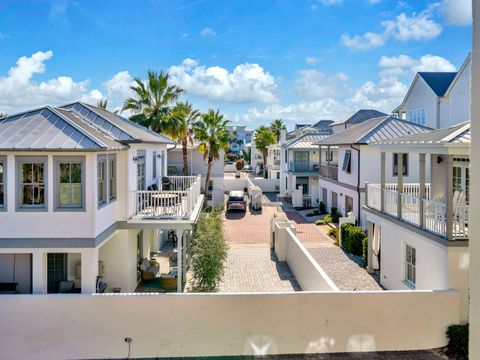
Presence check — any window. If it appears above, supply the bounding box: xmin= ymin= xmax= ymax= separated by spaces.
xmin=405 ymin=245 xmax=416 ymax=286
xmin=276 ymin=172 xmax=280 ymax=180
xmin=97 ymin=159 xmax=107 ymax=206
xmin=17 ymin=157 xmax=47 ymax=210
xmin=152 ymin=151 xmax=157 ymax=179
xmin=109 ymin=156 xmax=116 ymax=201
xmin=0 ymin=158 xmax=5 ymax=209
xmin=342 ymin=150 xmax=351 ymax=173
xmin=47 ymin=253 xmax=67 ymax=293
xmin=393 ymin=153 xmax=408 ymax=176
xmin=408 ymin=108 xmax=426 ymax=126
xmin=296 ymin=177 xmax=309 ymax=195
xmin=56 ymin=158 xmax=83 ymax=210
xmin=136 ymin=150 xmax=146 ymax=191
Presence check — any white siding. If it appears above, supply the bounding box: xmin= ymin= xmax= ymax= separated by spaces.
xmin=404 ymin=77 xmax=439 ymax=129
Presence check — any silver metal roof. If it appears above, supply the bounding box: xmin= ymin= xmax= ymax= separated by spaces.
xmin=0 ymin=106 xmax=125 ymax=151
xmin=283 ymin=132 xmax=330 ymax=149
xmin=373 ymin=122 xmax=470 ymax=146
xmin=314 ymin=116 xmax=432 ymax=146
xmin=61 ymin=102 xmax=175 ymax=145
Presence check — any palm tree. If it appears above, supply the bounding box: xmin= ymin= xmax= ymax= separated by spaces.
xmin=270 ymin=118 xmax=286 ymax=142
xmin=123 ymin=70 xmax=183 ymax=133
xmin=167 ymin=102 xmax=201 ymax=176
xmin=97 ymin=99 xmax=108 ymax=109
xmin=254 ymin=125 xmax=276 ymax=178
xmin=194 ymin=109 xmax=230 ymax=199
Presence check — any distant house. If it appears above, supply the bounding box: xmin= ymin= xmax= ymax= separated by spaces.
xmin=287 ymin=120 xmax=333 ymax=139
xmin=315 ymin=115 xmax=431 ymax=224
xmin=394 ymin=54 xmax=471 ymax=129
xmin=331 ymin=109 xmax=388 ymax=134
xmin=226 ymin=125 xmax=253 ymax=155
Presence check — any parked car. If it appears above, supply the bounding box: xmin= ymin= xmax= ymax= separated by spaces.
xmin=226 ymin=191 xmax=247 ymax=212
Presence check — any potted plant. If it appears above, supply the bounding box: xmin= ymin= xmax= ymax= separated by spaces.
xmin=235 ymin=159 xmax=244 ymax=178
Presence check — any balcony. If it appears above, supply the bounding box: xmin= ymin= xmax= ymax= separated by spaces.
xmin=288 ymin=161 xmax=319 ymax=175
xmin=319 ymin=164 xmax=338 ymax=180
xmin=130 ymin=176 xmax=202 ymax=222
xmin=366 ymin=183 xmax=468 ymax=240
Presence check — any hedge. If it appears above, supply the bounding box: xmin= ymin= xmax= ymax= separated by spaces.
xmin=445 ymin=324 xmax=468 ymax=360
xmin=341 ymin=223 xmax=367 ymax=258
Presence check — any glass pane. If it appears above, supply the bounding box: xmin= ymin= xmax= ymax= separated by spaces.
xmin=71 ymin=163 xmax=82 ymax=183
xmin=59 ymin=184 xmax=71 ymax=205
xmin=22 ymin=163 xmax=32 ymax=183
xmin=71 ymin=184 xmax=82 ymax=205
xmin=0 ymin=184 xmax=3 ymax=206
xmin=59 ymin=163 xmax=70 ymax=183
xmin=22 ymin=185 xmax=33 ymax=205
xmin=33 ymin=163 xmax=44 ymax=183
xmin=0 ymin=163 xmax=3 ymax=183
xmin=33 ymin=185 xmax=45 ymax=205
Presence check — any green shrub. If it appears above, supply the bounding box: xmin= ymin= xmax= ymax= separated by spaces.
xmin=341 ymin=223 xmax=367 ymax=257
xmin=362 ymin=237 xmax=368 ymax=265
xmin=319 ymin=202 xmax=327 ymax=215
xmin=445 ymin=324 xmax=468 ymax=360
xmin=330 ymin=207 xmax=340 ymax=223
xmin=189 ymin=209 xmax=228 ymax=292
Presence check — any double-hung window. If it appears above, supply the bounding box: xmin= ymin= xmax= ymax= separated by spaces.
xmin=405 ymin=244 xmax=416 ymax=287
xmin=393 ymin=153 xmax=408 ymax=176
xmin=98 ymin=158 xmax=107 ymax=206
xmin=55 ymin=157 xmax=84 ymax=210
xmin=152 ymin=151 xmax=157 ymax=180
xmin=109 ymin=156 xmax=116 ymax=201
xmin=17 ymin=157 xmax=47 ymax=210
xmin=0 ymin=157 xmax=5 ymax=209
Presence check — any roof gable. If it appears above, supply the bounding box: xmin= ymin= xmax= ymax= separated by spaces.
xmin=333 ymin=109 xmax=388 ymax=126
xmin=418 ymin=72 xmax=457 ymax=96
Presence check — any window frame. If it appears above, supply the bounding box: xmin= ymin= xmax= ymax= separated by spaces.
xmin=108 ymin=155 xmax=117 ymax=202
xmin=393 ymin=153 xmax=409 ymax=177
xmin=152 ymin=151 xmax=157 ymax=180
xmin=53 ymin=156 xmax=86 ymax=212
xmin=97 ymin=155 xmax=108 ymax=208
xmin=405 ymin=244 xmax=416 ymax=288
xmin=0 ymin=156 xmax=6 ymax=211
xmin=342 ymin=150 xmax=351 ymax=173
xmin=15 ymin=156 xmax=48 ymax=212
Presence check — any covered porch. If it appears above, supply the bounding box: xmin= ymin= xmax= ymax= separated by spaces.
xmin=366 ymin=151 xmax=469 ymax=240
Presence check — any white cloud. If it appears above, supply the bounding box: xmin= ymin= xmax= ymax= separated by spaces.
xmin=347 ymin=76 xmax=407 ymax=111
xmin=379 ymin=54 xmax=456 ymax=77
xmin=104 ymin=71 xmax=135 ymax=99
xmin=294 ymin=69 xmax=348 ymax=100
xmin=200 ymin=27 xmax=216 ymax=37
xmin=342 ymin=6 xmax=442 ymax=50
xmin=0 ymin=50 xmax=103 ymax=113
xmin=305 ymin=56 xmax=320 ymax=65
xmin=438 ymin=0 xmax=472 ymax=25
xmin=320 ymin=0 xmax=342 ymax=5
xmin=168 ymin=58 xmax=278 ymax=103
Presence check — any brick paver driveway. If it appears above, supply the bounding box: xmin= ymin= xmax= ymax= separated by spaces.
xmin=221 ymin=206 xmax=300 ymax=292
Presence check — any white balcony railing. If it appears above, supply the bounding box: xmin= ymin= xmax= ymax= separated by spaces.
xmin=366 ymin=183 xmax=468 ymax=240
xmin=130 ymin=175 xmax=201 ymax=221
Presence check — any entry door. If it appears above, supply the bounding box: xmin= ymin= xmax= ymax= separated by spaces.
xmin=331 ymin=191 xmax=338 ymax=209
xmin=345 ymin=195 xmax=354 ymax=216
xmin=453 ymin=161 xmax=470 ymax=201
xmin=47 ymin=253 xmax=67 ymax=293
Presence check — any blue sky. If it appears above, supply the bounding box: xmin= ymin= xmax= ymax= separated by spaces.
xmin=0 ymin=0 xmax=472 ymax=129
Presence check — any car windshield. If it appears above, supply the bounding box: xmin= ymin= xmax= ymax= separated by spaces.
xmin=229 ymin=196 xmax=244 ymax=201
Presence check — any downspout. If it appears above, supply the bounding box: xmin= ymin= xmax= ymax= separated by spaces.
xmin=436 ymin=97 xmax=441 ymax=129
xmin=350 ymin=144 xmax=361 ymax=224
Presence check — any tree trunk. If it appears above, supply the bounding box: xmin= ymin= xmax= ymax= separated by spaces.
xmin=204 ymin=157 xmax=213 ymax=203
xmin=182 ymin=139 xmax=189 ymax=176
xmin=263 ymin=150 xmax=268 ymax=179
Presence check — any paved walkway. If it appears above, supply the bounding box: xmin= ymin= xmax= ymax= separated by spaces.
xmin=218 ymin=246 xmax=300 ymax=293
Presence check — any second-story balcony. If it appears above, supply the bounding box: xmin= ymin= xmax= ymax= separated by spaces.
xmin=129 ymin=176 xmax=202 ymax=222
xmin=319 ymin=164 xmax=338 ymax=180
xmin=288 ymin=161 xmax=319 ymax=175
xmin=366 ymin=183 xmax=468 ymax=240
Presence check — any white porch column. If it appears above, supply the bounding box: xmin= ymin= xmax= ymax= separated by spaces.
xmin=380 ymin=152 xmax=386 ymax=212
xmin=445 ymin=155 xmax=454 ymax=241
xmin=32 ymin=251 xmax=47 ymax=294
xmin=177 ymin=230 xmax=183 ymax=293
xmin=397 ymin=153 xmax=404 ymax=219
xmin=471 ymin=0 xmax=480 ymax=357
xmin=419 ymin=154 xmax=426 ymax=228
xmin=81 ymin=248 xmax=99 ymax=294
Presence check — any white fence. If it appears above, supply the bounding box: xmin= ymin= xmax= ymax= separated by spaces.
xmin=0 ymin=290 xmax=459 ymax=360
